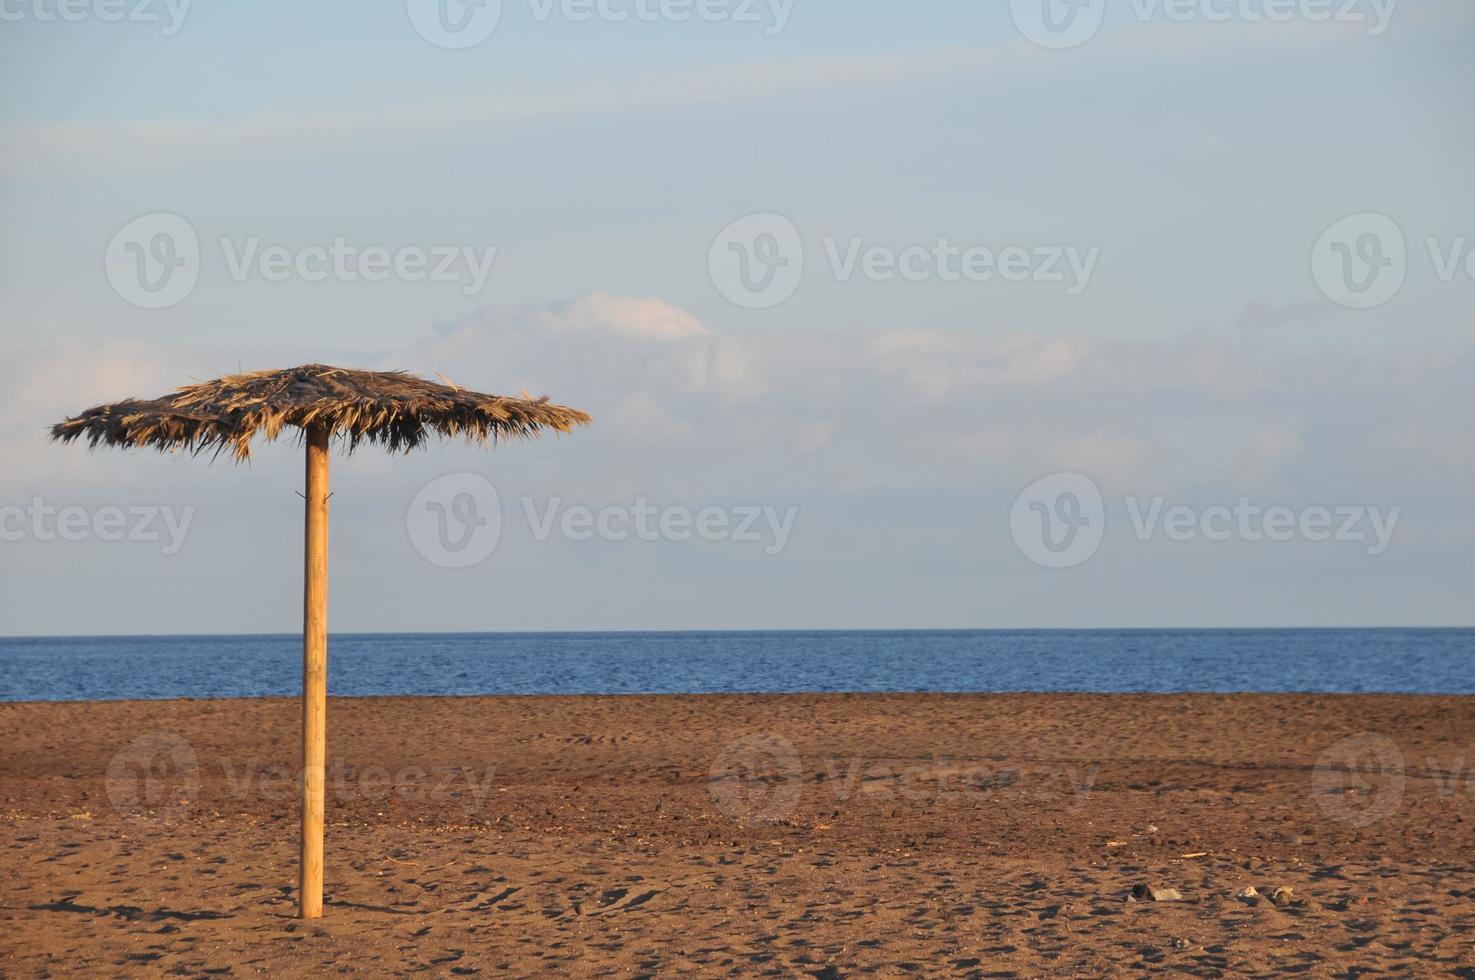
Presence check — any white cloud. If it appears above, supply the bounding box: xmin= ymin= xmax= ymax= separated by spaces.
xmin=11 ymin=293 xmax=1473 ymax=507
xmin=381 ymin=295 xmax=1475 ymax=504
xmin=536 ymin=293 xmax=708 ymax=340
xmin=8 ymin=294 xmax=1473 ymax=633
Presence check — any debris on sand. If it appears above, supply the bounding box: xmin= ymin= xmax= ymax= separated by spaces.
xmin=1130 ymin=884 xmax=1184 ymax=902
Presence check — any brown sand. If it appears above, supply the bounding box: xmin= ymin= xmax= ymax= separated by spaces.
xmin=2 ymin=693 xmax=1473 ymax=976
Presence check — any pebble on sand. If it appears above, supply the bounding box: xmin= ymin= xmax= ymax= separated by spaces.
xmin=1130 ymin=884 xmax=1184 ymax=902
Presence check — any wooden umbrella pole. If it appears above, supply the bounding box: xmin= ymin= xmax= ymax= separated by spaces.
xmin=299 ymin=422 xmax=330 ymax=919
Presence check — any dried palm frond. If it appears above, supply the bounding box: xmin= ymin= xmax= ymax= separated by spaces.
xmin=52 ymin=364 xmax=591 ymax=461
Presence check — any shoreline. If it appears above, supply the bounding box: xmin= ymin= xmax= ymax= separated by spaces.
xmin=5 ymin=689 xmax=1475 ymax=708
xmin=6 ymin=624 xmax=1473 ymax=641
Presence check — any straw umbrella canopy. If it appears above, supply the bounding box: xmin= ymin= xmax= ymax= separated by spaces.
xmin=52 ymin=363 xmax=591 ymax=918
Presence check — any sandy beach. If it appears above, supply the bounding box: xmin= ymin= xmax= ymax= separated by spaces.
xmin=3 ymin=692 xmax=1473 ymax=976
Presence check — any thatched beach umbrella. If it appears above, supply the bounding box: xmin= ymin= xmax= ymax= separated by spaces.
xmin=52 ymin=364 xmax=590 ymax=918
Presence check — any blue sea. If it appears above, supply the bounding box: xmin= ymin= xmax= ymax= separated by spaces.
xmin=0 ymin=629 xmax=1472 ymax=702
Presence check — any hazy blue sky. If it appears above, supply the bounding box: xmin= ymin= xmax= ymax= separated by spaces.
xmin=1 ymin=0 xmax=1471 ymax=634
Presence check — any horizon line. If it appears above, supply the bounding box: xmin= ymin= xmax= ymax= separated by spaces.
xmin=4 ymin=625 xmax=1472 ymax=642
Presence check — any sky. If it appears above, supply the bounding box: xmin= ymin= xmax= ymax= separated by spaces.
xmin=1 ymin=0 xmax=1472 ymax=634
